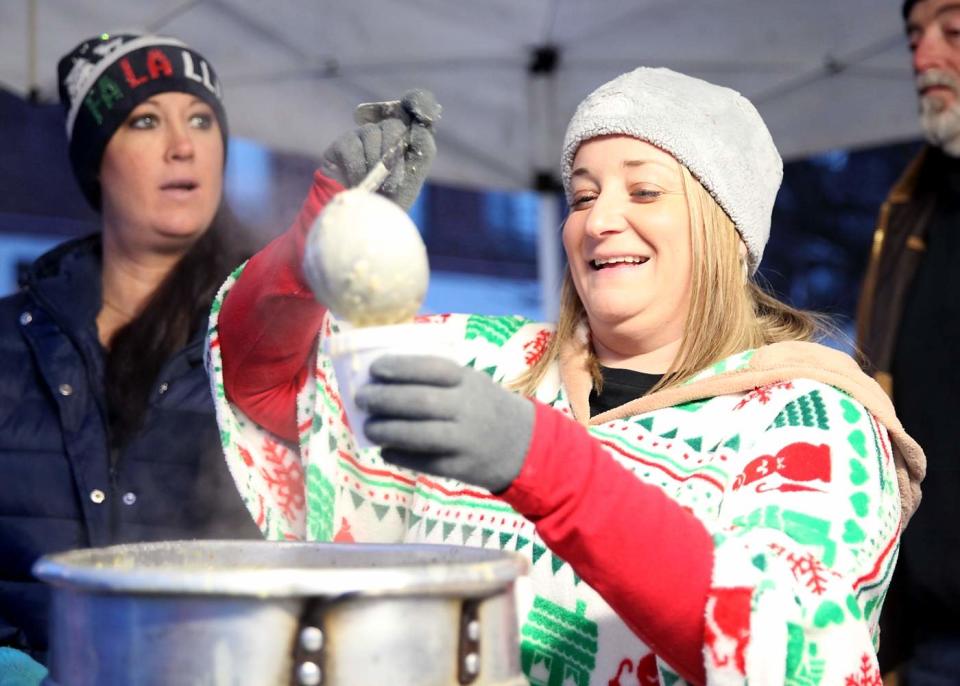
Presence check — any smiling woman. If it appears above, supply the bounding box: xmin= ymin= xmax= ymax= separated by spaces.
xmin=563 ymin=138 xmax=693 ymax=367
xmin=208 ymin=68 xmax=926 ymax=685
xmin=0 ymin=32 xmax=261 ymax=673
xmin=516 ymin=135 xmax=822 ymax=400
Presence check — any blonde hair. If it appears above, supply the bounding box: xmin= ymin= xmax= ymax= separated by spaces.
xmin=512 ymin=165 xmax=828 ymax=397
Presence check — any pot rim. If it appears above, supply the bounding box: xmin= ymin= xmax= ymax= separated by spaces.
xmin=33 ymin=540 xmax=528 ymax=598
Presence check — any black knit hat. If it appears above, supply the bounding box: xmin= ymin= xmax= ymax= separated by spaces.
xmin=57 ymin=33 xmax=229 ymax=210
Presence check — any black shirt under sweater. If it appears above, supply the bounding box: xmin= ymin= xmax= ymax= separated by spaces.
xmin=588 ymin=365 xmax=663 ymax=417
xmin=891 ymin=150 xmax=960 ymax=626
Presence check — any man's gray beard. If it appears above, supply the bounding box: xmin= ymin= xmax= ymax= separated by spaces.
xmin=919 ymin=95 xmax=960 ymax=157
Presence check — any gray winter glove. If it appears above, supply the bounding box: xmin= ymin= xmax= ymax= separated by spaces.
xmin=355 ymin=355 xmax=535 ymax=493
xmin=319 ymin=89 xmax=440 ymax=210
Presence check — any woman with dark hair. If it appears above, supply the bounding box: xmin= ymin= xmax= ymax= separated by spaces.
xmin=0 ymin=33 xmax=260 ymax=675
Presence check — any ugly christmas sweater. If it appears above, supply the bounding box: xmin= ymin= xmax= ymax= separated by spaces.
xmin=206 ymin=172 xmax=925 ymax=686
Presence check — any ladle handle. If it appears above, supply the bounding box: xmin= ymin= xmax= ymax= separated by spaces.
xmin=357 ymin=135 xmax=409 ymax=194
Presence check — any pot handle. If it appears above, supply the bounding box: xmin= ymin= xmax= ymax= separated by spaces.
xmin=288 ymin=597 xmax=484 ymax=685
xmin=290 ymin=598 xmax=327 ymax=686
xmin=457 ymin=599 xmax=482 ymax=684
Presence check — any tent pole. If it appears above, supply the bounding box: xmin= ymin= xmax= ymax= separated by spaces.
xmin=26 ymin=0 xmax=37 ymax=101
xmin=537 ymin=192 xmax=561 ymax=322
xmin=528 ymin=44 xmax=563 ymax=322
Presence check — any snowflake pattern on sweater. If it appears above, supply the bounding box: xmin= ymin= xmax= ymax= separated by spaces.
xmin=207 ymin=273 xmax=901 ymax=686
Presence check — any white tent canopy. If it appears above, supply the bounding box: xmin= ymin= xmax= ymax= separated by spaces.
xmin=1 ymin=0 xmax=923 ymax=193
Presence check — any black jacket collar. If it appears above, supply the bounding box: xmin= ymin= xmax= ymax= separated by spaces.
xmin=22 ymin=233 xmax=103 ymax=335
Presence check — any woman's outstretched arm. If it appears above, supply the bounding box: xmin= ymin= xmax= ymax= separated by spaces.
xmin=219 ymin=171 xmax=343 ymax=441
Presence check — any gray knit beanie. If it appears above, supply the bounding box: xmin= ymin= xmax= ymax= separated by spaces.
xmin=561 ymin=67 xmax=783 ymax=272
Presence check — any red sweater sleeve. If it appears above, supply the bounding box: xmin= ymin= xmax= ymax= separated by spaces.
xmin=219 ymin=171 xmax=345 ymax=441
xmin=500 ymin=402 xmax=714 ymax=686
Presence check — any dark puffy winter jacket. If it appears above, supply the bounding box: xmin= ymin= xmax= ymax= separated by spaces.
xmin=0 ymin=235 xmax=261 ymax=663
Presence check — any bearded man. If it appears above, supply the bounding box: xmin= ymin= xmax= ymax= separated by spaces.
xmin=857 ymin=1 xmax=960 ymax=683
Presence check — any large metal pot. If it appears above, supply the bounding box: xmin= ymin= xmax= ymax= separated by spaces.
xmin=34 ymin=540 xmax=528 ymax=686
